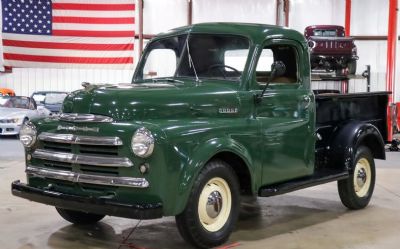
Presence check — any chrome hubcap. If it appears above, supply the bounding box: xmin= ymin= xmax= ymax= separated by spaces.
xmin=206 ymin=191 xmax=223 ymax=218
xmin=356 ymin=168 xmax=367 ymax=188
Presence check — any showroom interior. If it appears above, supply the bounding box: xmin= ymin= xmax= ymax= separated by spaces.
xmin=1 ymin=0 xmax=400 ymax=248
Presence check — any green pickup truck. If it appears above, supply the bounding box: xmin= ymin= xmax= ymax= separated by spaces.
xmin=12 ymin=23 xmax=388 ymax=248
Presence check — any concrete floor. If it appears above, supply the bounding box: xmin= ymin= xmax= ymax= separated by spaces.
xmin=1 ymin=136 xmax=400 ymax=249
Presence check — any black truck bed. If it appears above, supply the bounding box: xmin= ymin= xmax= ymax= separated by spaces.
xmin=315 ymin=91 xmax=389 ymax=168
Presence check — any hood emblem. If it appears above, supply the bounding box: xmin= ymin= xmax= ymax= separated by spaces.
xmin=218 ymin=108 xmax=238 ymax=114
xmin=57 ymin=125 xmax=99 ymax=133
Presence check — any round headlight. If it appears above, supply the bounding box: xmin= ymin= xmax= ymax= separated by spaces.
xmin=131 ymin=127 xmax=154 ymax=158
xmin=19 ymin=122 xmax=37 ymax=147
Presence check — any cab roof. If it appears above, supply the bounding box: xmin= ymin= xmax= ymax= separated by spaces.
xmin=156 ymin=22 xmax=307 ymax=45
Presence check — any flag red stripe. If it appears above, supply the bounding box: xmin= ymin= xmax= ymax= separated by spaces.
xmin=53 ymin=16 xmax=135 ymax=24
xmin=3 ymin=39 xmax=134 ymax=51
xmin=52 ymin=3 xmax=135 ymax=11
xmin=52 ymin=30 xmax=135 ymax=37
xmin=4 ymin=53 xmax=133 ymax=64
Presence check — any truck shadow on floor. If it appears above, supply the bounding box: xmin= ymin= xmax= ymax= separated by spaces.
xmin=47 ymin=195 xmax=347 ymax=249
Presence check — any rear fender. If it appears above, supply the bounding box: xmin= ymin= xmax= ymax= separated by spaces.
xmin=330 ymin=121 xmax=385 ymax=171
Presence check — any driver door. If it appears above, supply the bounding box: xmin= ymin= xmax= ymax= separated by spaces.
xmin=253 ymin=39 xmax=315 ymax=186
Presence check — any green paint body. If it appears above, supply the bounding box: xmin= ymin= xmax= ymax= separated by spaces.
xmin=27 ymin=23 xmax=315 ymax=216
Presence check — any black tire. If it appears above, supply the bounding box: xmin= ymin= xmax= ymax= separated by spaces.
xmin=56 ymin=207 xmax=105 ymax=224
xmin=337 ymin=146 xmax=375 ymax=210
xmin=175 ymin=160 xmax=240 ymax=249
xmin=347 ymin=60 xmax=357 ymax=75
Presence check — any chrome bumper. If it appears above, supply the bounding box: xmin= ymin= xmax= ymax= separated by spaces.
xmin=26 ymin=166 xmax=149 ymax=188
xmin=32 ymin=149 xmax=133 ymax=167
xmin=12 ymin=181 xmax=161 ymax=219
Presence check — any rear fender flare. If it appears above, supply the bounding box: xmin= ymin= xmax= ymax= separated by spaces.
xmin=330 ymin=121 xmax=385 ymax=171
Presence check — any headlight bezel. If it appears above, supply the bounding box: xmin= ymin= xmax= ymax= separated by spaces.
xmin=19 ymin=122 xmax=37 ymax=148
xmin=131 ymin=127 xmax=155 ymax=158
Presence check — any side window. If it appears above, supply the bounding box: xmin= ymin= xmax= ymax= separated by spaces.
xmin=255 ymin=44 xmax=298 ymax=85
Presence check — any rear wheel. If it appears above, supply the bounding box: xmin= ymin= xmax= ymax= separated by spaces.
xmin=175 ymin=160 xmax=240 ymax=249
xmin=337 ymin=146 xmax=375 ymax=209
xmin=56 ymin=208 xmax=105 ymax=224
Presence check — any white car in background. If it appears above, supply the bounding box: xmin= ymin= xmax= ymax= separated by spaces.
xmin=0 ymin=96 xmax=50 ymax=136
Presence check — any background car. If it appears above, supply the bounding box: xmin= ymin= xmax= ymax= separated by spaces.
xmin=304 ymin=25 xmax=358 ymax=75
xmin=0 ymin=88 xmax=16 ymax=96
xmin=31 ymin=91 xmax=68 ymax=114
xmin=0 ymin=96 xmax=49 ymax=136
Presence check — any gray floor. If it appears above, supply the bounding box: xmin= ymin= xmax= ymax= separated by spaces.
xmin=1 ymin=136 xmax=400 ymax=249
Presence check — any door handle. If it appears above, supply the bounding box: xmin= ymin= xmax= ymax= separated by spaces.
xmin=303 ymin=95 xmax=311 ymax=109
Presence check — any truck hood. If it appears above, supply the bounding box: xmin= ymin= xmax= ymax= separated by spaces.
xmin=63 ymin=81 xmax=242 ymax=121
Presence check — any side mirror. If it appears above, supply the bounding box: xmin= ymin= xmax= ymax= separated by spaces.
xmin=255 ymin=61 xmax=287 ymax=103
xmin=271 ymin=61 xmax=286 ymax=78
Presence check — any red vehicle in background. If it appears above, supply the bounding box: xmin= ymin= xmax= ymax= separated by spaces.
xmin=304 ymin=25 xmax=358 ymax=75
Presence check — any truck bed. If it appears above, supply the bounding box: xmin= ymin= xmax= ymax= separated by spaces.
xmin=315 ymin=91 xmax=389 ymax=168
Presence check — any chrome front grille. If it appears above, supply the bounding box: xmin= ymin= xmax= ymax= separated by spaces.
xmin=32 ymin=149 xmax=133 ymax=167
xmin=27 ymin=132 xmax=150 ymax=188
xmin=35 ymin=132 xmax=130 ymax=178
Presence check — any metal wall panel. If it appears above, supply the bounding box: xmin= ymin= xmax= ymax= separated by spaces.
xmin=193 ymin=0 xmax=276 ymax=24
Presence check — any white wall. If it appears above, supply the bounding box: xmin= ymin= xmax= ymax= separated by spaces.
xmin=0 ymin=0 xmax=399 ymax=101
xmin=193 ymin=0 xmax=276 ymax=24
xmin=289 ymin=0 xmax=344 ymax=32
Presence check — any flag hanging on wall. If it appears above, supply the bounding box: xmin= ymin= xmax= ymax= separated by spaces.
xmin=1 ymin=0 xmax=135 ymax=69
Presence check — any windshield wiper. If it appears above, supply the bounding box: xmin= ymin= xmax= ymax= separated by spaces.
xmin=186 ymin=35 xmax=200 ymax=83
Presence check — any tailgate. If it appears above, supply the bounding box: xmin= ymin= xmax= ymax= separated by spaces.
xmin=309 ymin=36 xmax=354 ymax=55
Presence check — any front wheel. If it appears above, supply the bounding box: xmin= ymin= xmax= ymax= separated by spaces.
xmin=337 ymin=146 xmax=376 ymax=209
xmin=175 ymin=160 xmax=240 ymax=249
xmin=56 ymin=207 xmax=105 ymax=224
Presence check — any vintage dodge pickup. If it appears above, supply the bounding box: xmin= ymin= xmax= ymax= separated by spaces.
xmin=12 ymin=23 xmax=388 ymax=248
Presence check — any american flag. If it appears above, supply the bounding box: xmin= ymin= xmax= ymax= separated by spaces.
xmin=1 ymin=0 xmax=135 ymax=69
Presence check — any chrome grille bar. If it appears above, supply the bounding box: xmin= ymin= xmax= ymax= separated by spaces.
xmin=60 ymin=113 xmax=113 ymax=123
xmin=38 ymin=132 xmax=123 ymax=146
xmin=32 ymin=149 xmax=133 ymax=167
xmin=26 ymin=166 xmax=149 ymax=188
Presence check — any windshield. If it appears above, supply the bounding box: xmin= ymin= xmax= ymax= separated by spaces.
xmin=134 ymin=34 xmax=250 ymax=82
xmin=0 ymin=96 xmax=31 ymax=109
xmin=32 ymin=92 xmax=68 ymax=105
xmin=313 ymin=29 xmax=338 ymax=37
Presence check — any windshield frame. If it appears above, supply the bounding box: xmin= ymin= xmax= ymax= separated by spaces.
xmin=132 ymin=32 xmax=253 ymax=85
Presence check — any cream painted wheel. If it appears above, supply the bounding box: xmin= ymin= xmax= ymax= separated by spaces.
xmin=175 ymin=160 xmax=240 ymax=249
xmin=353 ymin=158 xmax=371 ymax=198
xmin=338 ymin=146 xmax=375 ymax=210
xmin=198 ymin=177 xmax=232 ymax=232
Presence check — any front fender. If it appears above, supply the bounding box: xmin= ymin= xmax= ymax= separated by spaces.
xmin=330 ymin=121 xmax=385 ymax=171
xmin=172 ymin=137 xmax=256 ymax=215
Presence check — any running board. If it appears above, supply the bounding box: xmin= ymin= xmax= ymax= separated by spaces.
xmin=259 ymin=170 xmax=349 ymax=197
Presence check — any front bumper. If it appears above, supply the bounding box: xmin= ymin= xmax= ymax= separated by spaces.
xmin=0 ymin=123 xmax=21 ymax=135
xmin=11 ymin=180 xmax=163 ymax=219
